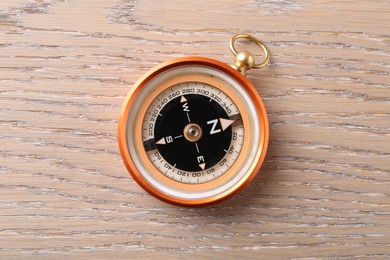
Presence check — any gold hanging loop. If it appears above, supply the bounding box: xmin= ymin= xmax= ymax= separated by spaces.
xmin=230 ymin=33 xmax=270 ymax=75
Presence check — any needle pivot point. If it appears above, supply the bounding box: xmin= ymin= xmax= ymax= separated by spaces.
xmin=183 ymin=123 xmax=203 ymax=142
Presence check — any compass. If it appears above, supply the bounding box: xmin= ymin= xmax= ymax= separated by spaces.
xmin=118 ymin=34 xmax=270 ymax=206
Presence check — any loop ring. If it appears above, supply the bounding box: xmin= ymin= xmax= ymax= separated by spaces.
xmin=230 ymin=34 xmax=270 ymax=69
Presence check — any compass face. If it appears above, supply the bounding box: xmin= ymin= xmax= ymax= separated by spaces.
xmin=118 ymin=57 xmax=269 ymax=206
xmin=142 ymin=82 xmax=244 ymax=184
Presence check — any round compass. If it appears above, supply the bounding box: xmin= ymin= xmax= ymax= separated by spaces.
xmin=118 ymin=34 xmax=270 ymax=206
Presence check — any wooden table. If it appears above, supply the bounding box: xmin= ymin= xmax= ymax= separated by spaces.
xmin=1 ymin=0 xmax=389 ymax=259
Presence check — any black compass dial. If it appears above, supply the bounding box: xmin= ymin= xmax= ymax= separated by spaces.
xmin=153 ymin=94 xmax=232 ymax=172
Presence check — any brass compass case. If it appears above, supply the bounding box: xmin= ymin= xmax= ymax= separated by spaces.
xmin=118 ymin=35 xmax=270 ymax=206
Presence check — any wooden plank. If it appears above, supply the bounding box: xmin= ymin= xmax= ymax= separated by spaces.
xmin=0 ymin=0 xmax=389 ymax=258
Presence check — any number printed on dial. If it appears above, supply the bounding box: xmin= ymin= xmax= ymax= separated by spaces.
xmin=141 ymin=82 xmax=244 ymax=184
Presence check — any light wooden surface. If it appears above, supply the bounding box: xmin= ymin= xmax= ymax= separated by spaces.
xmin=1 ymin=0 xmax=389 ymax=259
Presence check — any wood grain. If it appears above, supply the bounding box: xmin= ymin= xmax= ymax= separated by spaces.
xmin=0 ymin=0 xmax=389 ymax=259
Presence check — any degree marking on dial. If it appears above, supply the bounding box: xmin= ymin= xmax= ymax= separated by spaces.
xmin=195 ymin=143 xmax=200 ymax=153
